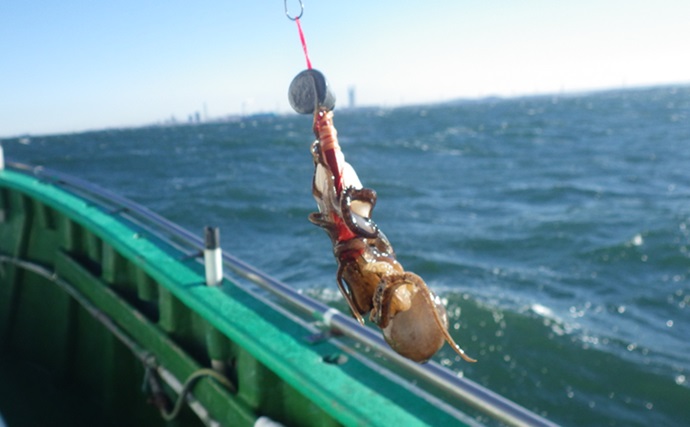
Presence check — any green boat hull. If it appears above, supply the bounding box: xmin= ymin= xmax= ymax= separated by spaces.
xmin=0 ymin=159 xmax=558 ymax=427
xmin=0 ymin=165 xmax=476 ymax=427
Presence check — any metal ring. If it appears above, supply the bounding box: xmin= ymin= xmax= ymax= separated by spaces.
xmin=284 ymin=0 xmax=304 ymax=21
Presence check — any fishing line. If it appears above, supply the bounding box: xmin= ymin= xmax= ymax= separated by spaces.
xmin=285 ymin=0 xmax=312 ymax=69
xmin=294 ymin=17 xmax=312 ymax=69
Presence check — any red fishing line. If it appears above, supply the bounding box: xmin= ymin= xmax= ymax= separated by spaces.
xmin=294 ymin=17 xmax=312 ymax=69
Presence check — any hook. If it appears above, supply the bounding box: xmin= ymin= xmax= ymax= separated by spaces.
xmin=284 ymin=0 xmax=304 ymax=21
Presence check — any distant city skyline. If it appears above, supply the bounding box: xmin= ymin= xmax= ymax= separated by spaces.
xmin=2 ymin=1 xmax=689 ymax=137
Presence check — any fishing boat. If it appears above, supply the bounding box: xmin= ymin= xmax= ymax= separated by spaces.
xmin=0 ymin=147 xmax=557 ymax=427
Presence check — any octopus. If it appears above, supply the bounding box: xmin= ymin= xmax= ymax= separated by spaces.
xmin=308 ymin=108 xmax=475 ymax=363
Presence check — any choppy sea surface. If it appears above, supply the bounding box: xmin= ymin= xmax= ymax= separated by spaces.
xmin=3 ymin=85 xmax=690 ymax=426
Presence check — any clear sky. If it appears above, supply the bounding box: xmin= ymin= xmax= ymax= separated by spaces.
xmin=1 ymin=0 xmax=689 ymax=137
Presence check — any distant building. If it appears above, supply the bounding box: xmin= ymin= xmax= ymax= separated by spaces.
xmin=348 ymin=86 xmax=356 ymax=109
xmin=188 ymin=112 xmax=201 ymax=124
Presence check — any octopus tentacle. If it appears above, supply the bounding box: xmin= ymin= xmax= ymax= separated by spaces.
xmin=336 ymin=261 xmax=366 ymax=325
xmin=341 ymin=187 xmax=379 ymax=238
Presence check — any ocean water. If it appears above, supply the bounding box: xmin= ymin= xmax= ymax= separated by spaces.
xmin=3 ymin=85 xmax=690 ymax=426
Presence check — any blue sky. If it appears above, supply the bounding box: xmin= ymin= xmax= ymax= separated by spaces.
xmin=1 ymin=0 xmax=689 ymax=137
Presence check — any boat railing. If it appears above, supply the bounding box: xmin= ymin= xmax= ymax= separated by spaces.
xmin=5 ymin=160 xmax=558 ymax=427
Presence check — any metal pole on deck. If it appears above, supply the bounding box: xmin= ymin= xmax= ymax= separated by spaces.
xmin=204 ymin=226 xmax=223 ymax=286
